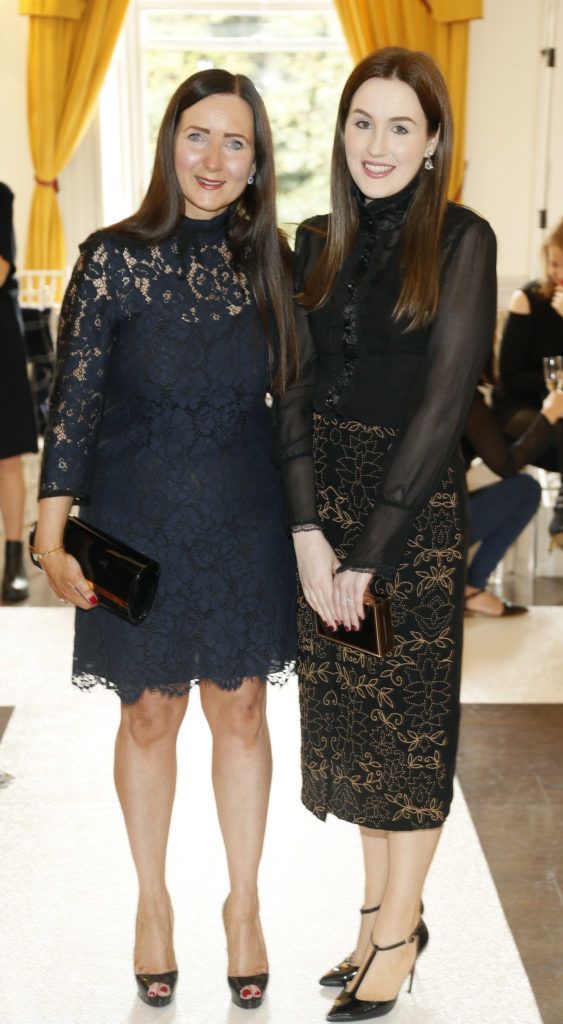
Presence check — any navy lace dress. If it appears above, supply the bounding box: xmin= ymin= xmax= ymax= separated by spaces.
xmin=40 ymin=209 xmax=297 ymax=703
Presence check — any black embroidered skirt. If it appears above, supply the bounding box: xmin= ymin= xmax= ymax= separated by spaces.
xmin=297 ymin=415 xmax=467 ymax=831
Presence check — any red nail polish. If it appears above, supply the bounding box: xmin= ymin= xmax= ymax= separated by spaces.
xmin=88 ymin=594 xmax=98 ymax=606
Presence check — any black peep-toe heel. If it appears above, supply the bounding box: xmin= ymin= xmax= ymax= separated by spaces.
xmin=135 ymin=969 xmax=178 ymax=1007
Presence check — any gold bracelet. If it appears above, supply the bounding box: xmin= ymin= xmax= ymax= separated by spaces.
xmin=29 ymin=543 xmax=65 ymax=560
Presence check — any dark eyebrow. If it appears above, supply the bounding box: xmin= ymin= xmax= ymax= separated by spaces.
xmin=351 ymin=108 xmax=417 ymax=124
xmin=184 ymin=124 xmax=250 ymax=142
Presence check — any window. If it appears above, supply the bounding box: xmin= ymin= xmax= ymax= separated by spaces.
xmin=99 ymin=0 xmax=350 ymax=232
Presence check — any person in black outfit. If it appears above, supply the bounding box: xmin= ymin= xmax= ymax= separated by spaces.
xmin=463 ymin=388 xmax=563 ymax=617
xmin=276 ymin=48 xmax=496 ymax=1021
xmin=0 ymin=182 xmax=38 ymax=602
xmin=493 ymin=218 xmax=563 ymax=548
xmin=34 ymin=71 xmax=300 ymax=1011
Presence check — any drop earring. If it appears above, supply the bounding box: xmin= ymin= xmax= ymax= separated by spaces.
xmin=247 ymin=174 xmax=254 ymax=185
xmin=424 ymin=151 xmax=434 ymax=171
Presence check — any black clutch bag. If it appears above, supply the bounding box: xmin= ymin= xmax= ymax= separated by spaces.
xmin=314 ymin=590 xmax=394 ymax=657
xmin=29 ymin=517 xmax=160 ymax=625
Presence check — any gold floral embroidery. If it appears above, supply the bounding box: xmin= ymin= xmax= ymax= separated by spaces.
xmin=298 ymin=416 xmax=464 ymax=830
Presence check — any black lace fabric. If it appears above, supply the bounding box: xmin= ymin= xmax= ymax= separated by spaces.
xmin=40 ymin=210 xmax=297 ymax=702
xmin=277 ymin=194 xmax=498 ymax=578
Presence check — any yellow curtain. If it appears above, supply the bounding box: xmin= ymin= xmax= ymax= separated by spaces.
xmin=333 ymin=0 xmax=483 ymax=200
xmin=20 ymin=0 xmax=129 ymax=272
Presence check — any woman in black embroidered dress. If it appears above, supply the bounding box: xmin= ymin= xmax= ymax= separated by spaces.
xmin=276 ymin=49 xmax=496 ymax=1020
xmin=34 ymin=70 xmax=299 ymax=1011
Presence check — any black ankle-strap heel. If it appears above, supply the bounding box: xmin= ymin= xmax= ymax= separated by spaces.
xmin=319 ymin=904 xmax=380 ymax=988
xmin=326 ymin=918 xmax=429 ymax=1022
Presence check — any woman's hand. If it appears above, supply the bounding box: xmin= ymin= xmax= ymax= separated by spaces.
xmin=292 ymin=530 xmax=340 ymax=627
xmin=541 ymin=388 xmax=563 ymax=423
xmin=33 ymin=498 xmax=97 ymax=610
xmin=39 ymin=548 xmax=99 ymax=610
xmin=332 ymin=569 xmax=373 ymax=631
xmin=551 ymin=287 xmax=563 ymax=317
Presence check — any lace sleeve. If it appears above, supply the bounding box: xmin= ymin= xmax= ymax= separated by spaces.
xmin=39 ymin=237 xmax=118 ymax=503
xmin=274 ymin=302 xmax=320 ymax=530
xmin=340 ymin=215 xmax=497 ymax=578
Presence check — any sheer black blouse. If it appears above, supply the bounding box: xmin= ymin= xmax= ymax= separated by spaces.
xmin=276 ymin=187 xmax=497 ymax=578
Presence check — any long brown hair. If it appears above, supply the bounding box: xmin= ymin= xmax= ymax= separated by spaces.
xmin=302 ymin=47 xmax=453 ymax=331
xmin=537 ymin=218 xmax=563 ymax=300
xmin=110 ymin=69 xmax=297 ymax=393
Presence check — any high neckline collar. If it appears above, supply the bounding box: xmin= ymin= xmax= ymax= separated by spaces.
xmin=179 ymin=205 xmax=232 ymax=235
xmin=356 ymin=174 xmax=419 ymax=228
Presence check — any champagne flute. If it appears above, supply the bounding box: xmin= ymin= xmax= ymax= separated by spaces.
xmin=543 ymin=355 xmax=563 ymax=392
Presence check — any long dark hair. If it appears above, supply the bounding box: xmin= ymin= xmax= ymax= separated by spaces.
xmin=302 ymin=47 xmax=453 ymax=331
xmin=110 ymin=69 xmax=297 ymax=393
xmin=537 ymin=218 xmax=563 ymax=301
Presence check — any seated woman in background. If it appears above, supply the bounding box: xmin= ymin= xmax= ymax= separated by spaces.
xmin=493 ymin=219 xmax=563 ymax=549
xmin=463 ymin=388 xmax=563 ymax=617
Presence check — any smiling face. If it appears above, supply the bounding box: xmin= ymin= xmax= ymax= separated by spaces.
xmin=343 ymin=76 xmax=438 ymax=201
xmin=174 ymin=93 xmax=256 ymax=219
xmin=547 ymin=245 xmax=563 ymax=287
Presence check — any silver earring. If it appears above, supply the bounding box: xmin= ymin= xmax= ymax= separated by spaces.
xmin=424 ymin=152 xmax=434 ymax=171
xmin=247 ymin=174 xmax=254 ymax=185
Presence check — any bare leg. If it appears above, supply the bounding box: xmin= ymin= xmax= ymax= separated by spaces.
xmin=200 ymin=677 xmax=271 ymax=978
xmin=350 ymin=827 xmax=389 ymax=964
xmin=0 ymin=456 xmax=26 ymax=539
xmin=352 ymin=827 xmax=442 ymax=1001
xmin=114 ymin=689 xmax=189 ymax=998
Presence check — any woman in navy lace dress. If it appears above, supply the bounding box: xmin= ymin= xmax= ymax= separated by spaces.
xmin=34 ymin=70 xmax=299 ymax=1010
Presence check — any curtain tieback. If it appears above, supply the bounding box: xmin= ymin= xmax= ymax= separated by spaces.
xmin=34 ymin=175 xmax=59 ymax=193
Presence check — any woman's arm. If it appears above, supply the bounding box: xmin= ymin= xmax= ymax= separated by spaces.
xmin=465 ymin=389 xmax=562 ymax=477
xmin=336 ymin=215 xmax=498 ymax=582
xmin=0 ymin=184 xmax=16 ymax=284
xmin=498 ymin=289 xmax=544 ymax=400
xmin=39 ymin=236 xmax=117 ymax=503
xmin=36 ymin=236 xmax=118 ymax=607
xmin=33 ymin=496 xmax=97 ymax=609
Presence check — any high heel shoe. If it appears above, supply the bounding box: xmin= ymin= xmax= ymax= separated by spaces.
xmin=320 ymin=900 xmax=424 ymax=989
xmin=223 ymin=898 xmax=269 ymax=1010
xmin=135 ymin=970 xmax=178 ymax=1007
xmin=134 ymin=899 xmax=177 ymax=1007
xmin=326 ymin=919 xmax=429 ymax=1022
xmin=319 ymin=905 xmax=380 ymax=987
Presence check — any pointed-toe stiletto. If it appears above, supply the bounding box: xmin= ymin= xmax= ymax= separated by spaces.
xmin=135 ymin=969 xmax=178 ymax=1007
xmin=320 ymin=900 xmax=424 ymax=989
xmin=227 ymin=972 xmax=269 ymax=1009
xmin=326 ymin=919 xmax=429 ymax=1022
xmin=319 ymin=905 xmax=380 ymax=987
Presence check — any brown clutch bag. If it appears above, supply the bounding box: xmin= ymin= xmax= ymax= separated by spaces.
xmin=314 ymin=590 xmax=394 ymax=657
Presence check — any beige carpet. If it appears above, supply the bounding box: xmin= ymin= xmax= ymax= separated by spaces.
xmin=462 ymin=606 xmax=563 ymax=704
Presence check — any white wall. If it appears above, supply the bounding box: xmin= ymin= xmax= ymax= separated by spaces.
xmin=1 ymin=0 xmax=33 ymax=266
xmin=465 ymin=0 xmax=562 ymax=285
xmin=2 ymin=0 xmax=562 ymax=285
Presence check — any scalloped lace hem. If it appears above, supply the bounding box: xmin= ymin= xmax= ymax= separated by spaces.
xmin=72 ymin=660 xmax=296 ymax=704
